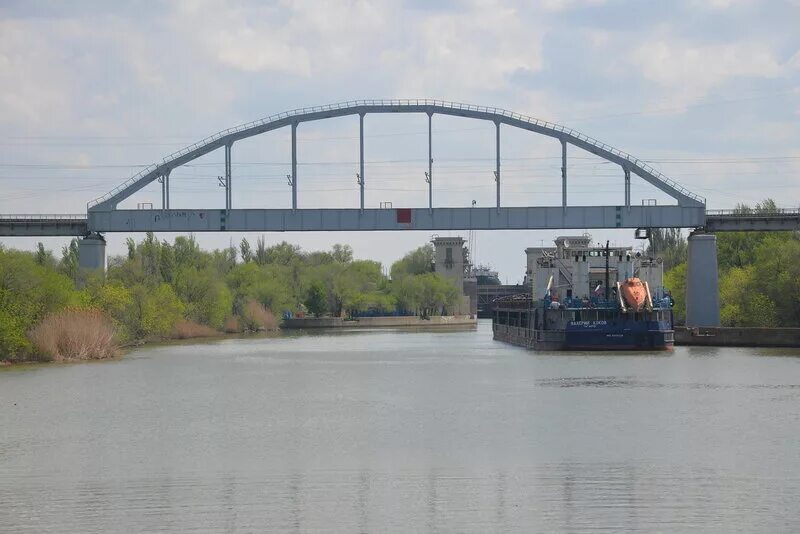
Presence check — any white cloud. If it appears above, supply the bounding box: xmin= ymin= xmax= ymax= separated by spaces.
xmin=168 ymin=1 xmax=544 ymax=100
xmin=540 ymin=0 xmax=606 ymax=12
xmin=631 ymin=40 xmax=783 ymax=106
xmin=0 ymin=19 xmax=73 ymax=126
xmin=688 ymin=0 xmax=757 ymax=9
xmin=170 ymin=0 xmax=394 ymax=77
xmin=380 ymin=4 xmax=544 ymax=98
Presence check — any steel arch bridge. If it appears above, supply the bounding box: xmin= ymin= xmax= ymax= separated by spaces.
xmin=80 ymin=99 xmax=707 ymax=233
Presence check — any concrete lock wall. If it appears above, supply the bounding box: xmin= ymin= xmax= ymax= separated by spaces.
xmin=686 ymin=233 xmax=720 ymax=327
xmin=433 ymin=237 xmax=472 ymax=316
xmin=78 ymin=233 xmax=107 ymax=272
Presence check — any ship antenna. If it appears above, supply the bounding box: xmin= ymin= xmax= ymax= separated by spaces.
xmin=605 ymin=240 xmax=610 ymax=303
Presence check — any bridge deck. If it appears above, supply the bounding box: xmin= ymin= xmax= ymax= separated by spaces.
xmin=2 ymin=208 xmax=797 ymax=236
xmin=86 ymin=206 xmax=704 ymax=233
xmin=0 ymin=215 xmax=88 ymax=236
xmin=704 ymin=209 xmax=800 ymax=232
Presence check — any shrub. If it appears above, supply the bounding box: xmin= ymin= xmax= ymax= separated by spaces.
xmin=243 ymin=299 xmax=279 ymax=331
xmin=171 ymin=320 xmax=219 ymax=339
xmin=29 ymin=308 xmax=117 ymax=362
xmin=134 ymin=283 xmax=184 ymax=339
xmin=223 ymin=315 xmax=241 ymax=333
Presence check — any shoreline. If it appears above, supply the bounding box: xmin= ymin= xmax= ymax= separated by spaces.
xmin=674 ymin=326 xmax=800 ymax=348
xmin=282 ymin=315 xmax=478 ymax=329
xmin=1 ymin=328 xmax=284 ymax=367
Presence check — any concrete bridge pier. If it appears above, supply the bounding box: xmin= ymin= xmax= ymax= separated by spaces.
xmin=78 ymin=232 xmax=106 ymax=273
xmin=685 ymin=232 xmax=720 ymax=327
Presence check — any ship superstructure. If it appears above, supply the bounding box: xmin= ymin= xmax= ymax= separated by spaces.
xmin=524 ymin=234 xmax=665 ymax=303
xmin=494 ymin=234 xmax=674 ymax=351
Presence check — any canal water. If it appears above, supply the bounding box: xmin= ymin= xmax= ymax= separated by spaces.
xmin=2 ymin=320 xmax=799 ymax=532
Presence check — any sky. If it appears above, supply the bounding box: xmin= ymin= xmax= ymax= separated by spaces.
xmin=1 ymin=0 xmax=798 ymax=282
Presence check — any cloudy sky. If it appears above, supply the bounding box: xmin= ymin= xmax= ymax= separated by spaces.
xmin=1 ymin=0 xmax=798 ymax=281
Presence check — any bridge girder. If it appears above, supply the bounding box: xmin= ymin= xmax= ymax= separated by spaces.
xmin=86 ymin=205 xmax=705 ymax=233
xmin=87 ymin=99 xmax=705 ymax=212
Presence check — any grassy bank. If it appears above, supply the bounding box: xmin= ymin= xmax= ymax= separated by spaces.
xmin=1 ymin=236 xmax=461 ymax=364
xmin=2 ymin=307 xmax=281 ymax=365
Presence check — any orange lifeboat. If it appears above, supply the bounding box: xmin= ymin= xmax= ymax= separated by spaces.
xmin=620 ymin=278 xmax=648 ymax=312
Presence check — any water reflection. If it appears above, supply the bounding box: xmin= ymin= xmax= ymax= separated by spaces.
xmin=2 ymin=323 xmax=800 ymax=532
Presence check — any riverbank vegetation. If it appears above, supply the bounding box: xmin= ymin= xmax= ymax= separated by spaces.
xmin=0 ymin=238 xmax=460 ymax=362
xmin=654 ymin=199 xmax=800 ymax=327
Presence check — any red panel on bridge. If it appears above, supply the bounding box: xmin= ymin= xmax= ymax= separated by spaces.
xmin=396 ymin=208 xmax=412 ymax=224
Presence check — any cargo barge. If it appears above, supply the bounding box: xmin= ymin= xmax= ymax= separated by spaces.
xmin=493 ymin=236 xmax=674 ymax=351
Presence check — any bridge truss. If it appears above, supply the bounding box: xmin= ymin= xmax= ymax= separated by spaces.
xmin=82 ymin=99 xmax=707 ymax=233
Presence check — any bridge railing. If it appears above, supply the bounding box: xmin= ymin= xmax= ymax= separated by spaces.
xmin=88 ymin=99 xmax=704 ymax=209
xmin=0 ymin=214 xmax=87 ymax=221
xmin=706 ymin=208 xmax=800 ymax=218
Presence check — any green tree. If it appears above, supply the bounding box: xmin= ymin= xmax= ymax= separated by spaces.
xmin=227 ymin=262 xmax=295 ymax=315
xmin=663 ymin=263 xmax=687 ymax=324
xmin=0 ymin=249 xmax=83 ymax=358
xmin=239 ymin=238 xmax=253 ymax=263
xmin=126 ymin=237 xmax=136 ymax=260
xmin=416 ymin=272 xmax=460 ymax=317
xmin=265 ymin=241 xmax=304 ymax=265
xmin=390 ymin=244 xmax=434 ymax=279
xmin=173 ymin=235 xmax=202 ymax=268
xmin=646 ymin=228 xmax=687 ymax=270
xmin=35 ymin=242 xmax=55 ymax=267
xmin=140 ymin=232 xmax=161 ymax=281
xmin=131 ymin=283 xmax=184 ymax=338
xmin=59 ymin=238 xmax=80 ymax=282
xmin=87 ymin=280 xmax=135 ymax=340
xmin=331 ymin=244 xmax=353 ymax=263
xmin=304 ymin=281 xmax=328 ymax=317
xmin=159 ymin=240 xmax=176 ymax=284
xmin=719 ymin=266 xmax=778 ymax=327
xmin=174 ymin=266 xmax=232 ymax=328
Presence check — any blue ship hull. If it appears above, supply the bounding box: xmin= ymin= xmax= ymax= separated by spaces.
xmin=564 ymin=319 xmax=673 ymax=350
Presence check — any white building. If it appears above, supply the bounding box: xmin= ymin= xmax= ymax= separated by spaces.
xmin=524 ymin=234 xmax=663 ymax=300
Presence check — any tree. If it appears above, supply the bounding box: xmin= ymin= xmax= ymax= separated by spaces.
xmin=173 ymin=265 xmax=232 ymax=328
xmin=131 ymin=283 xmax=184 ymax=338
xmin=141 ymin=232 xmax=161 ymax=281
xmin=227 ymin=262 xmax=294 ymax=316
xmin=255 ymin=236 xmax=268 ymax=265
xmin=663 ymin=263 xmax=687 ymax=324
xmin=265 ymin=241 xmax=303 ymax=265
xmin=304 ymin=281 xmax=328 ymax=317
xmin=59 ymin=238 xmax=80 ymax=282
xmin=719 ymin=266 xmax=778 ymax=327
xmin=173 ymin=235 xmax=202 ymax=268
xmin=390 ymin=244 xmax=434 ymax=279
xmin=646 ymin=228 xmax=687 ymax=270
xmin=716 ymin=199 xmax=790 ymax=271
xmin=331 ymin=244 xmax=353 ymax=263
xmin=0 ymin=248 xmax=83 ymax=358
xmin=159 ymin=240 xmax=176 ymax=284
xmin=239 ymin=238 xmax=253 ymax=263
xmin=126 ymin=237 xmax=136 ymax=260
xmin=416 ymin=272 xmax=460 ymax=317
xmin=35 ymin=243 xmax=55 ymax=268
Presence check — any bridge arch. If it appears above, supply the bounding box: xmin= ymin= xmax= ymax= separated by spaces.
xmin=88 ymin=99 xmax=704 ymax=211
